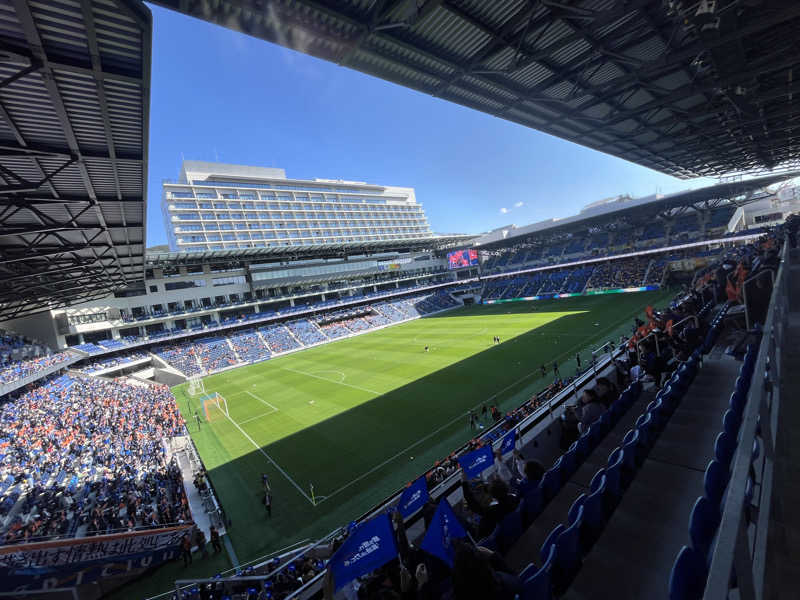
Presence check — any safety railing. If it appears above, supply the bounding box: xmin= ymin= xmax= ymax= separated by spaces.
xmin=703 ymin=238 xmax=790 ymax=599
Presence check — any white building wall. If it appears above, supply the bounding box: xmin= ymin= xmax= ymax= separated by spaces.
xmin=163 ymin=161 xmax=432 ymax=252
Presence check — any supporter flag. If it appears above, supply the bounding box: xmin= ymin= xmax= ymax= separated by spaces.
xmin=396 ymin=476 xmax=429 ymax=519
xmin=458 ymin=445 xmax=493 ymax=479
xmin=328 ymin=513 xmax=398 ymax=591
xmin=419 ymin=498 xmax=468 ymax=567
xmin=500 ymin=429 xmax=516 ymax=456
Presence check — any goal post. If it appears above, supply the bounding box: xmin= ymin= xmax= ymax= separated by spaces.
xmin=187 ymin=374 xmax=205 ymax=396
xmin=201 ymin=392 xmax=228 ymax=422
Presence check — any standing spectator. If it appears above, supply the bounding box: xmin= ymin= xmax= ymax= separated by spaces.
xmin=210 ymin=525 xmax=222 ymax=554
xmin=181 ymin=533 xmax=192 ymax=566
xmin=264 ymin=489 xmax=272 ymax=518
xmin=195 ymin=527 xmax=208 ymax=559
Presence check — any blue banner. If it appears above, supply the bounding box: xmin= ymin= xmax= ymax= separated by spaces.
xmin=500 ymin=429 xmax=516 ymax=455
xmin=458 ymin=445 xmax=494 ymax=479
xmin=329 ymin=513 xmax=398 ymax=591
xmin=419 ymin=498 xmax=468 ymax=567
xmin=397 ymin=476 xmax=429 ymax=519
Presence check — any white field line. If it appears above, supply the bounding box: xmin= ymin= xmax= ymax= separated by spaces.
xmin=281 ymin=366 xmax=381 ymax=395
xmin=245 ymin=390 xmax=280 ymax=412
xmin=212 ymin=393 xmax=314 ymax=505
xmin=239 ymin=410 xmax=278 ymax=425
xmin=315 ymin=301 xmax=650 ymax=504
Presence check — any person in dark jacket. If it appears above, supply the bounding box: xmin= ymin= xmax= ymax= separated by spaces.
xmin=461 ymin=473 xmax=519 ymax=539
xmin=452 ymin=540 xmax=522 ymax=600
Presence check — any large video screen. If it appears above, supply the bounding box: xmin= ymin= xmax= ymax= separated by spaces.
xmin=447 ymin=248 xmax=479 ymax=269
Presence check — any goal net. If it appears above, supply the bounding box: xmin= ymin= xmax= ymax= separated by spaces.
xmin=187 ymin=374 xmax=205 ymax=396
xmin=201 ymin=393 xmax=228 ymax=422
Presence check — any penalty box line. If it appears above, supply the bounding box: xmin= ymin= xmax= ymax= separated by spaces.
xmin=233 ymin=391 xmax=280 ymax=424
xmin=209 ymin=391 xmax=314 ymax=506
xmin=315 ymin=304 xmax=648 ymax=505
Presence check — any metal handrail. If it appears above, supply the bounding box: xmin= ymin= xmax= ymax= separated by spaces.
xmin=635 ymin=331 xmax=661 ymax=360
xmin=703 ymin=238 xmax=790 ymax=599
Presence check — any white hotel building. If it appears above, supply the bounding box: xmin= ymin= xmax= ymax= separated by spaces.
xmin=162 ymin=161 xmax=433 ymax=252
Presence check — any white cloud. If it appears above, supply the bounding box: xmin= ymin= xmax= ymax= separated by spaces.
xmin=500 ymin=207 xmax=509 ymax=214
xmin=514 ymin=201 xmax=524 ymax=208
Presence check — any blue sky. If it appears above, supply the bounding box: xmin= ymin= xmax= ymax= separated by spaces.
xmin=146 ymin=5 xmax=717 ymax=247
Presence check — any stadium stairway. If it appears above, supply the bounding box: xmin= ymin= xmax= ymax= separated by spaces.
xmin=561 ymin=357 xmax=740 ymax=600
xmin=763 ymin=249 xmax=800 ymax=599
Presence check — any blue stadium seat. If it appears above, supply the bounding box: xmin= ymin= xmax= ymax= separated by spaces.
xmin=609 ymin=400 xmax=625 ymax=425
xmin=635 ymin=412 xmax=654 ymax=450
xmin=541 ymin=461 xmax=562 ymax=502
xmin=555 ymin=505 xmax=584 ymax=587
xmin=587 ymin=421 xmax=604 ymax=447
xmin=478 ymin=525 xmax=499 ymax=552
xmin=523 ymin=486 xmax=544 ymax=526
xmin=729 ymin=391 xmax=746 ymax=417
xmin=583 ymin=474 xmax=607 ymax=544
xmin=722 ymin=409 xmax=741 ymax=438
xmin=605 ymin=451 xmax=624 ymax=506
xmin=599 ymin=412 xmax=613 ymax=433
xmin=714 ymin=431 xmax=736 ymax=467
xmin=576 ymin=432 xmax=591 ymax=461
xmin=540 ymin=524 xmax=563 ymax=565
xmin=704 ymin=460 xmax=730 ymax=508
xmin=622 ymin=429 xmax=641 ymax=470
xmin=561 ymin=445 xmax=578 ymax=479
xmin=522 ymin=543 xmax=555 ymax=600
xmin=689 ymin=496 xmax=720 ymax=561
xmin=497 ymin=505 xmax=523 ymax=553
xmin=669 ymin=545 xmax=708 ymax=600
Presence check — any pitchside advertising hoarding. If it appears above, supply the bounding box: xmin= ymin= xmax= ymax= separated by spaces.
xmin=482 ymin=285 xmax=659 ymax=304
xmin=447 ymin=249 xmax=478 ymax=269
xmin=0 ymin=524 xmax=193 ymax=592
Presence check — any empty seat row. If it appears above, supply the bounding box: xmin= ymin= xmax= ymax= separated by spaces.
xmin=669 ymin=344 xmax=760 ymax=600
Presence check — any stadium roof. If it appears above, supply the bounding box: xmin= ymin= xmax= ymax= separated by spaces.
xmin=0 ymin=0 xmax=151 ymax=321
xmin=475 ymin=171 xmax=797 ymax=249
xmin=145 ymin=235 xmax=475 ymax=267
xmin=152 ymin=0 xmax=800 ymax=179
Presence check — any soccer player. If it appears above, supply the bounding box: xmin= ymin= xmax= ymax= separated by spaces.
xmin=575 ymin=353 xmax=582 ymax=369
xmin=424 ymin=345 xmax=429 ymax=353
xmin=553 ymin=361 xmax=560 ymax=378
xmin=194 ymin=411 xmax=202 ymax=431
xmin=540 ymin=364 xmax=546 ymax=378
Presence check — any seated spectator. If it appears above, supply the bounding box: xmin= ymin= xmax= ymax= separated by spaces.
xmin=512 ymin=457 xmax=545 ymax=496
xmin=461 ymin=473 xmax=519 ymax=539
xmin=452 ymin=540 xmax=522 ymax=600
xmin=594 ymin=377 xmax=619 ymax=408
xmin=576 ymin=388 xmax=605 ymax=433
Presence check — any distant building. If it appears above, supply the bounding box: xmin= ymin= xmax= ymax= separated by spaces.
xmin=162 ymin=161 xmax=432 ymax=252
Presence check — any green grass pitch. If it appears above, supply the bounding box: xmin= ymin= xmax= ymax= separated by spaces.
xmin=171 ymin=290 xmax=670 ymax=566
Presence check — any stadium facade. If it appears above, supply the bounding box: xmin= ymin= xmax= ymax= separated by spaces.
xmin=162 ymin=161 xmax=432 ymax=252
